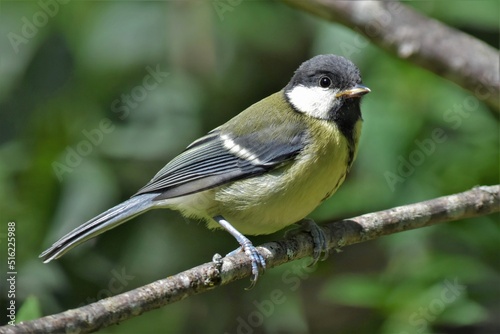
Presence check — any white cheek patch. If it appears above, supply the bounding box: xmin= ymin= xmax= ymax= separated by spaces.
xmin=221 ymin=134 xmax=263 ymax=165
xmin=286 ymin=85 xmax=339 ymax=120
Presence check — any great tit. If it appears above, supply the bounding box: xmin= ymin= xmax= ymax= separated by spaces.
xmin=40 ymin=54 xmax=370 ymax=286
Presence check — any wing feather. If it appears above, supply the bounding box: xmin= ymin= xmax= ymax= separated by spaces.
xmin=134 ymin=117 xmax=308 ymax=200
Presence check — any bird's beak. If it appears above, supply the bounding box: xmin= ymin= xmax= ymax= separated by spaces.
xmin=336 ymin=84 xmax=371 ymax=98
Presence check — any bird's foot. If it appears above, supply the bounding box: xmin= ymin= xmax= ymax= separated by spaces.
xmin=227 ymin=241 xmax=266 ymax=290
xmin=287 ymin=218 xmax=329 ymax=266
xmin=213 ymin=215 xmax=266 ymax=289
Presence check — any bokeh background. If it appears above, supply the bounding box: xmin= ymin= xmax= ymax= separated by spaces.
xmin=0 ymin=1 xmax=499 ymax=333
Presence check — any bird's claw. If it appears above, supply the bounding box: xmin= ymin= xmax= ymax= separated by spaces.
xmin=288 ymin=219 xmax=329 ymax=266
xmin=212 ymin=253 xmax=223 ymax=268
xmin=227 ymin=242 xmax=266 ymax=290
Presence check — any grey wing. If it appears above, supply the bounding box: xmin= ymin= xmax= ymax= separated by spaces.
xmin=133 ymin=127 xmax=308 ymax=200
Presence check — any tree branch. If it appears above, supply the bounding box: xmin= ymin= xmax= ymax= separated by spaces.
xmin=3 ymin=185 xmax=499 ymax=334
xmin=281 ymin=0 xmax=500 ymax=111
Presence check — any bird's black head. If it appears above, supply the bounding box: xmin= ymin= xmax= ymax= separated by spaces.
xmin=284 ymin=54 xmax=370 ymax=131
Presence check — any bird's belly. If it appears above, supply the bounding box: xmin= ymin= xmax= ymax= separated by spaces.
xmin=163 ymin=121 xmax=356 ymax=236
xmin=210 ymin=145 xmax=350 ymax=235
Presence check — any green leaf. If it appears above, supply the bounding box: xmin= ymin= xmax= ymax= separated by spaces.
xmin=321 ymin=275 xmax=389 ymax=308
xmin=440 ymin=299 xmax=487 ymax=325
xmin=16 ymin=295 xmax=42 ymax=323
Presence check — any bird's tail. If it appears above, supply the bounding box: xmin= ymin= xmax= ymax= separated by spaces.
xmin=39 ymin=193 xmax=158 ymax=263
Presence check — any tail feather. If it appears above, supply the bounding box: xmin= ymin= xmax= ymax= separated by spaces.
xmin=39 ymin=193 xmax=158 ymax=263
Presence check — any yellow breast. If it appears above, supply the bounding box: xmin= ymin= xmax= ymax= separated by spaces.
xmin=208 ymin=119 xmax=361 ymax=235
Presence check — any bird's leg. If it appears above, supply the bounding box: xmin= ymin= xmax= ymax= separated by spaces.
xmin=213 ymin=215 xmax=266 ymax=289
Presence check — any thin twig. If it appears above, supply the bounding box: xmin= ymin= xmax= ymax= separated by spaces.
xmin=281 ymin=0 xmax=500 ymax=111
xmin=2 ymin=185 xmax=498 ymax=334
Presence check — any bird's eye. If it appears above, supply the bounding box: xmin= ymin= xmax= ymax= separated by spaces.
xmin=319 ymin=76 xmax=332 ymax=88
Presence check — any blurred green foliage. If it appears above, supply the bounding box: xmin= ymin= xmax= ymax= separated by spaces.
xmin=0 ymin=1 xmax=498 ymax=333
